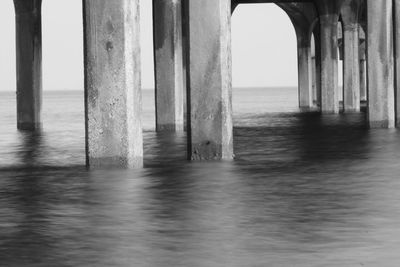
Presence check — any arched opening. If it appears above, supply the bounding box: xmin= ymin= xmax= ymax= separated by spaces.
xmin=0 ymin=2 xmax=16 ymax=93
xmin=231 ymin=4 xmax=298 ymax=118
xmin=231 ymin=4 xmax=303 ymax=160
xmin=0 ymin=2 xmax=17 ymax=166
xmin=232 ymin=4 xmax=298 ymax=116
xmin=37 ymin=1 xmax=85 ymax=165
xmin=42 ymin=1 xmax=84 ymax=93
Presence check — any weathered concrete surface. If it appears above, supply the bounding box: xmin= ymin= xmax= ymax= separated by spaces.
xmin=395 ymin=0 xmax=400 ymax=126
xmin=360 ymin=58 xmax=367 ymax=102
xmin=83 ymin=0 xmax=143 ymax=168
xmin=316 ymin=0 xmax=343 ymax=114
xmin=319 ymin=14 xmax=340 ymax=113
xmin=153 ymin=0 xmax=184 ymax=132
xmin=367 ymin=0 xmax=395 ymax=128
xmin=313 ymin=24 xmax=322 ymax=108
xmin=13 ymin=0 xmax=42 ymax=131
xmin=341 ymin=0 xmax=361 ymax=112
xmin=311 ymin=52 xmax=317 ymax=105
xmin=185 ymin=0 xmax=234 ymax=160
xmin=359 ymin=26 xmax=367 ymax=102
xmin=297 ymin=42 xmax=313 ymax=110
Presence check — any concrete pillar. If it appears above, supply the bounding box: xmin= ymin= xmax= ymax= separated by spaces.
xmin=359 ymin=27 xmax=367 ymax=103
xmin=296 ymin=29 xmax=313 ymax=110
xmin=13 ymin=0 xmax=42 ymax=131
xmin=185 ymin=0 xmax=234 ymax=160
xmin=360 ymin=58 xmax=367 ymax=102
xmin=153 ymin=0 xmax=184 ymax=132
xmin=342 ymin=23 xmax=360 ymax=112
xmin=311 ymin=56 xmax=317 ymax=105
xmin=320 ymin=14 xmax=340 ymax=113
xmin=181 ymin=2 xmax=188 ymax=131
xmin=394 ymin=0 xmax=400 ymax=126
xmin=341 ymin=0 xmax=361 ymax=112
xmin=314 ymin=27 xmax=322 ymax=108
xmin=83 ymin=0 xmax=143 ymax=168
xmin=311 ymin=32 xmax=316 ymax=105
xmin=367 ymin=0 xmax=395 ymax=128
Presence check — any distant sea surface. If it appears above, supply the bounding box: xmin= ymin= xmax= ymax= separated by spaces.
xmin=1 ymin=88 xmax=400 ymax=266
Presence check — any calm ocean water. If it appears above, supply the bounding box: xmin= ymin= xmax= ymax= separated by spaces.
xmin=1 ymin=88 xmax=400 ymax=266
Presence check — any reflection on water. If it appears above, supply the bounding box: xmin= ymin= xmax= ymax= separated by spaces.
xmin=1 ymin=89 xmax=400 ymax=266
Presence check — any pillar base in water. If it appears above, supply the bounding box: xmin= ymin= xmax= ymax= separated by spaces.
xmin=369 ymin=120 xmax=394 ymax=129
xmin=156 ymin=124 xmax=184 ymax=132
xmin=87 ymin=157 xmax=143 ymax=169
xmin=190 ymin=141 xmax=234 ymax=161
xmin=18 ymin=122 xmax=42 ymax=131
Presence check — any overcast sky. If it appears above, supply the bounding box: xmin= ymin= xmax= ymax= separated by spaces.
xmin=0 ymin=1 xmax=298 ymax=92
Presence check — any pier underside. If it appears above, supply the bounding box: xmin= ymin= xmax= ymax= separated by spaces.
xmin=9 ymin=0 xmax=400 ymax=168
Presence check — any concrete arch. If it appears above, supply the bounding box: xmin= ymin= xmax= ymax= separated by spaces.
xmin=277 ymin=3 xmax=319 ymax=110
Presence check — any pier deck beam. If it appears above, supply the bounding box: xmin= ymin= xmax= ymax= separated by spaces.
xmin=185 ymin=0 xmax=234 ymax=160
xmin=83 ymin=0 xmax=143 ymax=168
xmin=13 ymin=0 xmax=42 ymax=131
xmin=341 ymin=0 xmax=361 ymax=113
xmin=153 ymin=0 xmax=184 ymax=132
xmin=367 ymin=0 xmax=395 ymax=128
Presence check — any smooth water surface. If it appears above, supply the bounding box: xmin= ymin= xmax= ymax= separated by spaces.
xmin=1 ymin=88 xmax=400 ymax=266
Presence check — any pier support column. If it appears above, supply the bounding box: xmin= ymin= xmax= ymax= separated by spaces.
xmin=319 ymin=13 xmax=340 ymax=114
xmin=153 ymin=0 xmax=184 ymax=132
xmin=367 ymin=0 xmax=395 ymax=128
xmin=341 ymin=0 xmax=361 ymax=112
xmin=359 ymin=26 xmax=367 ymax=103
xmin=83 ymin=0 xmax=143 ymax=168
xmin=313 ymin=27 xmax=322 ymax=108
xmin=394 ymin=0 xmax=400 ymax=126
xmin=360 ymin=58 xmax=367 ymax=102
xmin=185 ymin=0 xmax=234 ymax=160
xmin=342 ymin=25 xmax=360 ymax=112
xmin=358 ymin=30 xmax=367 ymax=103
xmin=311 ymin=54 xmax=317 ymax=105
xmin=13 ymin=0 xmax=42 ymax=130
xmin=295 ymin=28 xmax=313 ymax=110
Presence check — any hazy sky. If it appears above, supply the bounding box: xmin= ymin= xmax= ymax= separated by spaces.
xmin=0 ymin=1 xmax=298 ymax=92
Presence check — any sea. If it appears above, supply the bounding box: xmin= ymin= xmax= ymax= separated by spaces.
xmin=1 ymin=87 xmax=400 ymax=266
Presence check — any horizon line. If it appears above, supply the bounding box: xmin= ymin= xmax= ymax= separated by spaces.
xmin=0 ymin=85 xmax=297 ymax=93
